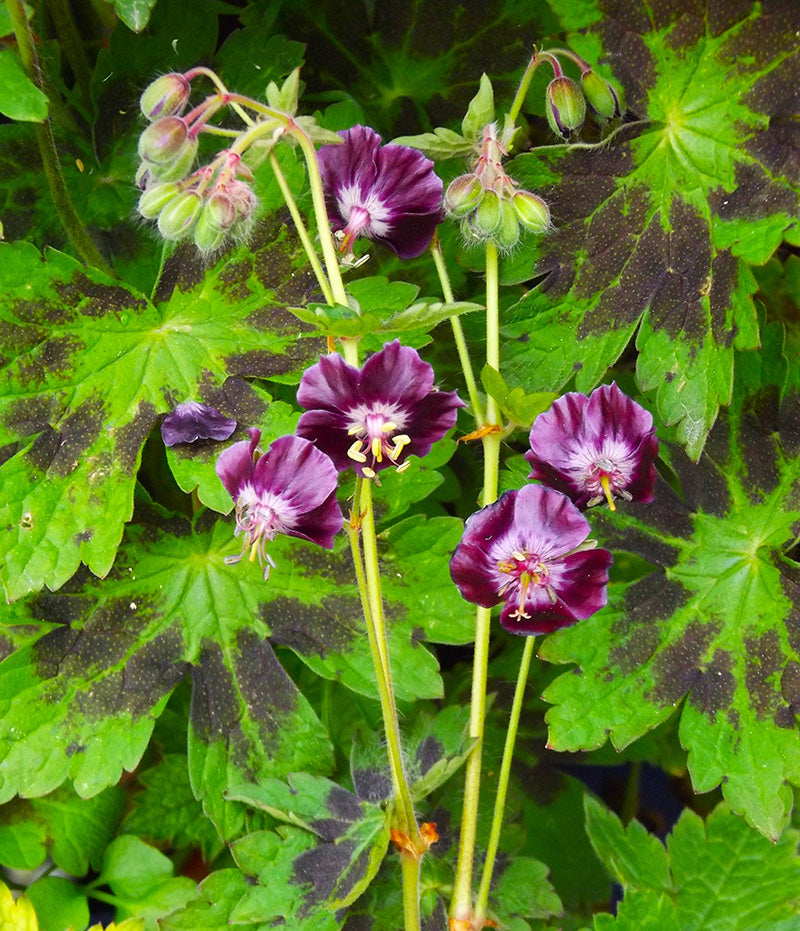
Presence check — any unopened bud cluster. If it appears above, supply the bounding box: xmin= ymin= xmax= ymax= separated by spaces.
xmin=537 ymin=51 xmax=623 ymax=140
xmin=445 ymin=124 xmax=550 ymax=251
xmin=136 ymin=72 xmax=258 ymax=253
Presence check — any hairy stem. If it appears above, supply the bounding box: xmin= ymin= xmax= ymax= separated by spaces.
xmin=450 ymin=242 xmax=502 ymax=927
xmin=473 ymin=635 xmax=536 ymax=924
xmin=268 ymin=150 xmax=334 ymax=305
xmin=45 ymin=0 xmax=93 ymax=106
xmin=8 ymin=0 xmax=112 ymax=274
xmin=430 ymin=240 xmax=484 ymax=425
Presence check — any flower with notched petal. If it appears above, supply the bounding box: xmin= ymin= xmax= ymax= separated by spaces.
xmin=216 ymin=430 xmax=343 ymax=577
xmin=161 ymin=401 xmax=236 ymax=446
xmin=296 ymin=341 xmax=464 ymax=480
xmin=317 ymin=126 xmax=444 ymax=259
xmin=450 ymin=484 xmax=612 ymax=636
xmin=525 ymin=383 xmax=658 ymax=511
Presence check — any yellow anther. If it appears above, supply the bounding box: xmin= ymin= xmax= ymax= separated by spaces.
xmin=348 ymin=424 xmax=363 ymax=436
xmin=396 ymin=460 xmax=411 ymax=474
xmin=381 ymin=421 xmax=397 ymax=433
xmin=600 ymin=474 xmax=616 ymax=511
xmin=362 ymin=466 xmax=376 ymax=479
xmin=371 ymin=436 xmax=383 ymax=462
xmin=347 ymin=440 xmax=368 ymax=463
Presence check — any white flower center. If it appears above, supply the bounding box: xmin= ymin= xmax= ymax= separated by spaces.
xmin=336 ymin=183 xmax=392 ymax=238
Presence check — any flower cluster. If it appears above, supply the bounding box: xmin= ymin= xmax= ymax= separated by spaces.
xmin=317 ymin=126 xmax=444 ymax=260
xmin=205 ymin=343 xmax=461 ymax=576
xmin=451 ymin=384 xmax=657 ymax=635
xmin=444 ymin=123 xmax=550 ymax=251
xmin=136 ymin=72 xmax=257 ymax=253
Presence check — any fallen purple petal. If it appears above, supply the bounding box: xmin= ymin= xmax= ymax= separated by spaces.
xmin=161 ymin=401 xmax=237 ymax=447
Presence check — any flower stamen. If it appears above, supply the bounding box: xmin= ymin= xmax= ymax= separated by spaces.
xmin=348 ymin=440 xmax=368 ymax=463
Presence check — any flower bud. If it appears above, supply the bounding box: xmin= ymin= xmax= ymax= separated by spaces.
xmin=193 ymin=207 xmax=227 ymax=252
xmin=147 ymin=137 xmax=198 ymax=183
xmin=138 ymin=182 xmax=181 ymax=219
xmin=228 ymin=180 xmax=257 ymax=221
xmin=496 ymin=199 xmax=520 ymax=250
xmin=138 ymin=117 xmax=190 ymax=164
xmin=581 ymin=70 xmax=622 ymax=122
xmin=474 ymin=189 xmax=503 ymax=236
xmin=444 ymin=173 xmax=484 ymax=217
xmin=135 ymin=162 xmax=151 ymax=190
xmin=512 ymin=190 xmax=550 ymax=233
xmin=157 ymin=190 xmax=203 ymax=240
xmin=140 ymin=73 xmax=191 ymax=120
xmin=206 ymin=193 xmax=237 ymax=230
xmin=546 ymin=77 xmax=586 ymax=140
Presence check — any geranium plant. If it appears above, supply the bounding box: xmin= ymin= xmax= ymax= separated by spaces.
xmin=0 ymin=1 xmax=799 ymax=930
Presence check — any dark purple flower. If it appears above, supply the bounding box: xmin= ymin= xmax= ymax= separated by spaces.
xmin=161 ymin=401 xmax=236 ymax=446
xmin=525 ymin=383 xmax=658 ymax=511
xmin=216 ymin=430 xmax=343 ymax=577
xmin=296 ymin=341 xmax=464 ymax=480
xmin=450 ymin=484 xmax=612 ymax=636
xmin=317 ymin=125 xmax=444 ymax=259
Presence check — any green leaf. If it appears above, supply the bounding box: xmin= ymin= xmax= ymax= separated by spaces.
xmin=123 ymin=754 xmax=223 ymax=861
xmin=583 ymin=795 xmax=670 ymax=894
xmin=0 ymin=211 xmax=324 ymax=600
xmin=99 ymin=835 xmax=197 ymax=921
xmin=406 ymin=705 xmax=474 ymax=801
xmin=542 ymin=326 xmax=800 ymax=837
xmin=25 ymin=878 xmax=89 ymax=931
xmin=215 ymin=28 xmax=305 ymax=99
xmin=0 ymin=49 xmax=48 ymax=122
xmin=111 ymin=0 xmax=160 ymax=32
xmin=22 ymin=785 xmax=125 ymax=875
xmin=227 ymin=828 xmax=342 ymax=928
xmin=589 ymin=802 xmax=800 ymax=930
xmin=461 ymin=73 xmax=495 ymax=142
xmin=391 ymin=126 xmax=474 ymax=160
xmin=481 ymin=365 xmax=557 ymax=428
xmin=228 ymin=774 xmax=391 ymax=912
xmin=504 ymin=0 xmax=797 ymax=456
xmin=159 ymin=870 xmax=256 ymax=931
xmin=593 ymin=889 xmax=680 ymax=931
xmin=492 ymin=857 xmax=563 ymax=923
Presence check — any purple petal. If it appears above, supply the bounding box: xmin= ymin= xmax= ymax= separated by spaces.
xmin=288 ymin=489 xmax=344 ymax=549
xmin=216 ymin=428 xmax=260 ymax=499
xmin=162 ymin=401 xmax=237 ymax=446
xmin=404 ymin=389 xmax=466 ymax=459
xmin=526 ymin=383 xmax=658 ymax=508
xmin=295 ymin=409 xmax=353 ymax=472
xmin=507 ymin=483 xmax=594 ymax=559
xmin=450 ymin=484 xmax=611 ymax=637
xmin=318 ymin=126 xmax=381 ymax=202
xmin=317 ymin=126 xmax=443 ymax=258
xmin=297 ymin=352 xmax=361 ymax=414
xmin=359 ymin=341 xmax=435 ymax=406
xmin=251 ymin=435 xmax=340 ymax=514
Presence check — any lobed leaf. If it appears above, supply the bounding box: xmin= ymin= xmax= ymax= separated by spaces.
xmin=0 ymin=213 xmax=324 ymax=600
xmin=503 ymin=0 xmax=798 ymax=457
xmin=543 ymin=326 xmax=800 ymax=837
xmin=587 ymin=799 xmax=800 ymax=929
